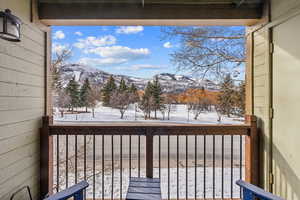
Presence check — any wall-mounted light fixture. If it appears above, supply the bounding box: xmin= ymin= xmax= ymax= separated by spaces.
xmin=0 ymin=9 xmax=22 ymax=42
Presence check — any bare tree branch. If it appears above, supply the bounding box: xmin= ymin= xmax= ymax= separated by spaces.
xmin=162 ymin=26 xmax=245 ymax=80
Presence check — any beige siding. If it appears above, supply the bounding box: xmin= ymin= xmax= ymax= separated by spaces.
xmin=252 ymin=28 xmax=271 ymax=191
xmin=0 ymin=0 xmax=45 ymax=199
xmin=272 ymin=13 xmax=300 ymax=200
xmin=271 ymin=0 xmax=300 ymax=21
xmin=250 ymin=1 xmax=300 ymax=198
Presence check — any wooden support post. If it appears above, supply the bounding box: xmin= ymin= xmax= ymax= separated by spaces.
xmin=245 ymin=30 xmax=254 ymax=115
xmin=40 ymin=116 xmax=53 ymax=198
xmin=146 ymin=128 xmax=153 ymax=178
xmin=245 ymin=115 xmax=259 ymax=185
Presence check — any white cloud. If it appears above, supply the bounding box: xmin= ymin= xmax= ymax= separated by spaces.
xmin=114 ymin=64 xmax=164 ymax=72
xmin=78 ymin=46 xmax=150 ymax=67
xmin=79 ymin=57 xmax=128 ymax=66
xmin=73 ymin=35 xmax=116 ymax=49
xmin=87 ymin=46 xmax=150 ymax=59
xmin=74 ymin=34 xmax=150 ymax=67
xmin=74 ymin=31 xmax=83 ymax=36
xmin=130 ymin=64 xmax=162 ymax=71
xmin=163 ymin=42 xmax=172 ymax=48
xmin=52 ymin=43 xmax=68 ymax=54
xmin=116 ymin=26 xmax=144 ymax=34
xmin=53 ymin=30 xmax=65 ymax=40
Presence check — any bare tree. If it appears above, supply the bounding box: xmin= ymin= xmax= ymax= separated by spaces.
xmin=191 ymin=98 xmax=207 ymax=120
xmin=51 ymin=48 xmax=72 ymax=90
xmin=87 ymin=85 xmax=101 ymax=118
xmin=109 ymin=91 xmax=132 ymax=119
xmin=186 ymin=103 xmax=193 ymax=122
xmin=53 ymin=89 xmax=71 ymax=118
xmin=164 ymin=93 xmax=177 ymax=120
xmin=160 ymin=106 xmax=167 ymax=120
xmin=162 ymin=26 xmax=245 ymax=79
xmin=214 ymin=103 xmax=223 ymax=123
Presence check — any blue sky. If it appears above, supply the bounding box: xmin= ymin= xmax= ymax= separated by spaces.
xmin=52 ymin=26 xmax=180 ymax=78
xmin=51 ymin=26 xmax=245 ymax=80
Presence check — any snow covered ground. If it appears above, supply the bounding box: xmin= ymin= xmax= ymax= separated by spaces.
xmin=54 ymin=167 xmax=243 ymax=199
xmin=54 ymin=104 xmax=243 ymax=125
xmin=53 ymin=104 xmax=244 ymax=198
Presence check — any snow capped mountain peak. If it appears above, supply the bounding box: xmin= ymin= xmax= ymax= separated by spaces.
xmin=59 ymin=64 xmax=219 ymax=92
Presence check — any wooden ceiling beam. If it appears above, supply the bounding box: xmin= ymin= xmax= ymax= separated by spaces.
xmin=38 ymin=2 xmax=263 ymax=25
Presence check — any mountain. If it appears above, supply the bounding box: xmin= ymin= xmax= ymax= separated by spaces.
xmin=59 ymin=64 xmax=219 ymax=92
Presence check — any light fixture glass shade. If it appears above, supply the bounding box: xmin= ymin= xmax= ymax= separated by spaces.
xmin=7 ymin=20 xmax=20 ymax=38
xmin=0 ymin=9 xmax=21 ymax=42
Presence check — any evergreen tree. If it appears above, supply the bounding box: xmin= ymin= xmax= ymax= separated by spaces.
xmin=217 ymin=74 xmax=235 ymax=117
xmin=118 ymin=78 xmax=128 ymax=92
xmin=102 ymin=75 xmax=117 ymax=106
xmin=65 ymin=77 xmax=80 ymax=112
xmin=80 ymin=78 xmax=91 ymax=112
xmin=129 ymin=83 xmax=137 ymax=93
xmin=234 ymin=81 xmax=245 ymax=117
xmin=151 ymin=76 xmax=164 ymax=119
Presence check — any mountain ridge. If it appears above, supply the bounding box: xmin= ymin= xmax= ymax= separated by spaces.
xmin=59 ymin=64 xmax=219 ymax=92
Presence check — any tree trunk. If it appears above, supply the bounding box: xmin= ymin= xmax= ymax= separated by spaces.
xmin=134 ymin=105 xmax=137 ymax=120
xmin=86 ymin=106 xmax=88 ymax=112
xmin=60 ymin=110 xmax=64 ymax=118
xmin=194 ymin=113 xmax=199 ymax=120
xmin=120 ymin=111 xmax=124 ymax=119
xmin=92 ymin=108 xmax=95 ymax=118
xmin=154 ymin=110 xmax=157 ymax=119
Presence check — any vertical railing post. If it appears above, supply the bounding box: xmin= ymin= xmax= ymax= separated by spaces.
xmin=40 ymin=116 xmax=53 ymax=198
xmin=146 ymin=128 xmax=153 ymax=178
xmin=245 ymin=115 xmax=259 ymax=185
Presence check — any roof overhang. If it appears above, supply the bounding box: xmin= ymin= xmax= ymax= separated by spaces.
xmin=37 ymin=0 xmax=264 ymax=26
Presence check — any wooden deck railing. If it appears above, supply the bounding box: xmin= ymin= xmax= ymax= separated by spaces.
xmin=40 ymin=115 xmax=258 ymax=200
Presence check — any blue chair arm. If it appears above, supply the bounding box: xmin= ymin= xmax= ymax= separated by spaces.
xmin=236 ymin=180 xmax=284 ymax=200
xmin=44 ymin=181 xmax=89 ymax=200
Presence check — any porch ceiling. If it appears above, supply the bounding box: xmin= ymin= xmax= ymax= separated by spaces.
xmin=37 ymin=0 xmax=264 ymax=26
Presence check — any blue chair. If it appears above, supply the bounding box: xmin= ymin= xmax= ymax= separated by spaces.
xmin=44 ymin=181 xmax=89 ymax=200
xmin=236 ymin=180 xmax=284 ymax=200
xmin=10 ymin=181 xmax=89 ymax=200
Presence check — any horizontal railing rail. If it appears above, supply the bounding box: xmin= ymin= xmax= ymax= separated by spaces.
xmin=48 ymin=124 xmax=251 ymax=136
xmin=40 ymin=115 xmax=258 ymax=200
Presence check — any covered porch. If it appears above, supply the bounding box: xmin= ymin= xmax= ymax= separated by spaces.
xmin=1 ymin=0 xmax=299 ymax=200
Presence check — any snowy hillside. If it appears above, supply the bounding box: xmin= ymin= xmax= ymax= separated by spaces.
xmin=59 ymin=64 xmax=219 ymax=92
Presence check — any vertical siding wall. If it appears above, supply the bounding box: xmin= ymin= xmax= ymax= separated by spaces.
xmin=0 ymin=0 xmax=45 ymax=199
xmin=250 ymin=0 xmax=300 ymax=197
xmin=252 ymin=29 xmax=271 ymax=191
xmin=270 ymin=0 xmax=300 ymax=199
